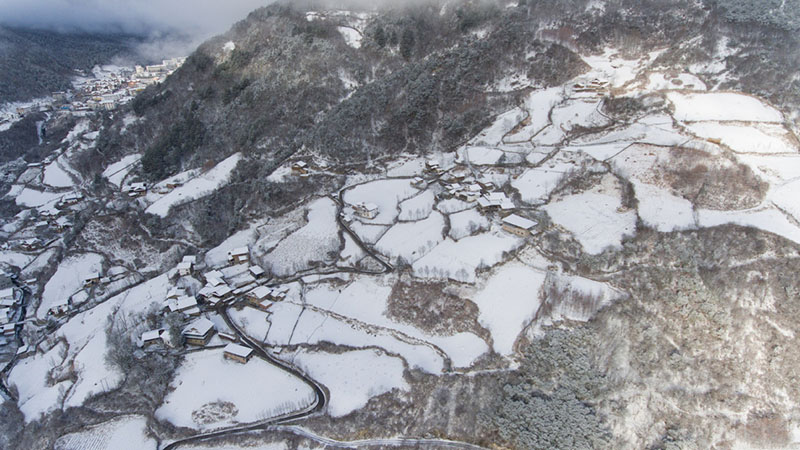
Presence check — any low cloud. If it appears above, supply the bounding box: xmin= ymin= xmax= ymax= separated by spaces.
xmin=0 ymin=0 xmax=269 ymax=58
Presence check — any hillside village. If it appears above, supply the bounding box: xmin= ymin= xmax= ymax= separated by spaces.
xmin=2 ymin=3 xmax=800 ymax=448
xmin=0 ymin=57 xmax=185 ymax=129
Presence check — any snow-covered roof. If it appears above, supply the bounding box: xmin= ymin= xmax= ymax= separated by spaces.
xmin=224 ymin=343 xmax=253 ymax=359
xmin=182 ymin=255 xmax=197 ymax=264
xmin=503 ymin=214 xmax=538 ymax=230
xmin=229 ymin=247 xmax=249 ymax=257
xmin=249 ymin=266 xmax=265 ymax=277
xmin=207 ymin=277 xmax=225 ymax=287
xmin=0 ymin=287 xmax=14 ymax=299
xmin=204 ymin=269 xmax=224 ymax=280
xmin=141 ymin=329 xmax=164 ymax=342
xmin=183 ymin=318 xmax=214 ymax=337
xmin=213 ymin=285 xmax=233 ymax=297
xmin=174 ymin=295 xmax=197 ymax=311
xmin=249 ymin=286 xmax=272 ymax=300
xmin=176 ymin=261 xmax=192 ymax=271
xmin=84 ymin=272 xmax=101 ymax=281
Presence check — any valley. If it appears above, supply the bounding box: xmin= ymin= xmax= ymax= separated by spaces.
xmin=2 ymin=1 xmax=800 ymax=449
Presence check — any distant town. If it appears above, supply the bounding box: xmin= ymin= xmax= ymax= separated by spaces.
xmin=0 ymin=57 xmax=186 ymax=125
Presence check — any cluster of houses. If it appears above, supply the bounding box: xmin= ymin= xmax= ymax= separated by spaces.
xmin=136 ymin=246 xmax=288 ymax=364
xmin=0 ymin=287 xmax=21 ymax=340
xmin=342 ymin=159 xmax=540 ymax=238
xmin=9 ymin=57 xmax=186 ymax=120
xmin=431 ymin=159 xmax=539 ymax=237
xmin=572 ymin=78 xmax=609 ymax=97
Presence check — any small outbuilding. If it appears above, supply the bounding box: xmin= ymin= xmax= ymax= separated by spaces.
xmin=223 ymin=343 xmax=254 ymax=364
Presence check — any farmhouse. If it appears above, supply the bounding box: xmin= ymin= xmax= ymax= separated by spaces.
xmin=249 ymin=265 xmax=265 ymax=278
xmin=2 ymin=323 xmax=15 ymax=337
xmin=166 ymin=287 xmax=186 ymax=300
xmin=211 ymin=285 xmax=234 ymax=303
xmin=246 ymin=286 xmax=272 ymax=305
xmin=169 ymin=295 xmax=198 ymax=314
xmin=182 ymin=318 xmax=216 ymax=346
xmin=228 ymin=247 xmax=250 ymax=264
xmin=223 ymin=343 xmax=254 ymax=364
xmin=141 ymin=329 xmax=166 ymax=347
xmin=477 ymin=192 xmax=515 ymax=212
xmin=353 ymin=202 xmax=379 ymax=220
xmin=204 ymin=270 xmax=225 ymax=285
xmin=292 ymin=161 xmax=309 ymax=175
xmin=177 ymin=261 xmax=193 ymax=277
xmin=126 ymin=182 xmax=147 ymax=197
xmin=502 ymin=214 xmax=538 ymax=237
xmin=83 ymin=273 xmax=102 ymax=288
xmin=411 ymin=177 xmax=427 ymax=188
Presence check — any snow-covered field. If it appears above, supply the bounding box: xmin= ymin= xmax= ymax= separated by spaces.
xmin=145 ymin=153 xmax=242 ymax=217
xmin=38 ymin=253 xmax=104 ymax=319
xmin=291 ymin=349 xmax=407 ymax=417
xmin=667 ymin=92 xmax=784 ymax=123
xmin=54 ymin=415 xmax=157 ymax=450
xmin=344 ymin=179 xmax=418 ymax=225
xmin=512 ymin=162 xmax=575 ymax=204
xmin=261 ymin=198 xmax=340 ymax=276
xmin=398 ymin=190 xmax=435 ymax=221
xmin=305 ymin=276 xmax=488 ymax=369
xmin=156 ymin=348 xmax=315 ymax=430
xmin=448 ymin=208 xmax=489 ymax=241
xmin=412 ymin=230 xmax=522 ymax=283
xmin=470 ymin=263 xmax=546 ymax=355
xmin=103 ymin=154 xmax=141 ymax=187
xmin=545 ymin=190 xmax=637 ymax=255
xmin=684 ymin=122 xmax=797 ymax=154
xmin=375 ymin=212 xmax=444 ymax=263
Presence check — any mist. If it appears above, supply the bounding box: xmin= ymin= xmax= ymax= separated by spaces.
xmin=0 ymin=0 xmax=270 ymax=59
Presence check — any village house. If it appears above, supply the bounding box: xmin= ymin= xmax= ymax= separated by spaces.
xmin=269 ymin=286 xmax=289 ymax=301
xmin=411 ymin=177 xmax=427 ymax=189
xmin=16 ymin=344 xmax=35 ymax=358
xmin=18 ymin=239 xmax=42 ymax=252
xmin=502 ymin=214 xmax=538 ymax=237
xmin=182 ymin=318 xmax=216 ymax=346
xmin=83 ymin=273 xmax=102 ymax=288
xmin=177 ymin=261 xmax=193 ymax=277
xmin=0 ymin=287 xmax=16 ymax=303
xmin=53 ymin=217 xmax=73 ymax=232
xmin=424 ymin=160 xmax=443 ymax=175
xmin=292 ymin=161 xmax=309 ymax=175
xmin=223 ymin=343 xmax=254 ymax=364
xmin=125 ymin=182 xmax=148 ymax=198
xmin=2 ymin=323 xmax=15 ymax=337
xmin=48 ymin=303 xmax=70 ymax=317
xmin=477 ymin=192 xmax=515 ymax=212
xmin=141 ymin=329 xmax=166 ymax=348
xmin=249 ymin=265 xmax=265 ymax=279
xmin=204 ymin=270 xmax=225 ymax=285
xmin=56 ymin=193 xmax=83 ymax=209
xmin=168 ymin=295 xmax=198 ymax=314
xmin=228 ymin=247 xmax=250 ymax=265
xmin=0 ymin=299 xmax=15 ymax=309
xmin=166 ymin=287 xmax=186 ymax=300
xmin=246 ymin=286 xmax=272 ymax=307
xmin=353 ymin=202 xmax=379 ymax=220
xmin=211 ymin=284 xmax=235 ymax=302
